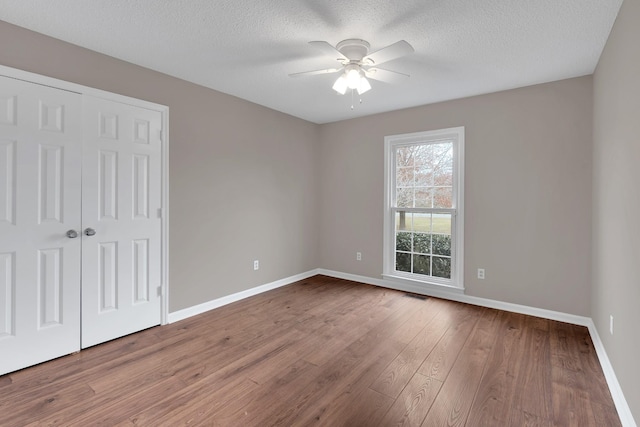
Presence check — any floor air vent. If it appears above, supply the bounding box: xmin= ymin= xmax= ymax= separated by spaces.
xmin=404 ymin=293 xmax=429 ymax=300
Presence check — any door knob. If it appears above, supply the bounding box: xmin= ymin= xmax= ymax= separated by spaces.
xmin=66 ymin=230 xmax=78 ymax=239
xmin=84 ymin=228 xmax=97 ymax=236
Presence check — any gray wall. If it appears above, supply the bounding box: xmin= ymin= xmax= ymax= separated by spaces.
xmin=0 ymin=21 xmax=321 ymax=312
xmin=0 ymin=19 xmax=594 ymax=316
xmin=319 ymin=77 xmax=593 ymax=316
xmin=593 ymin=0 xmax=640 ymax=421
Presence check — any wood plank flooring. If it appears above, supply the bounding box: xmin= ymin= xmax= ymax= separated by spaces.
xmin=0 ymin=275 xmax=621 ymax=426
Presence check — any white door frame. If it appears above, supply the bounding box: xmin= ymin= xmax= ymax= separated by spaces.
xmin=0 ymin=64 xmax=170 ymax=325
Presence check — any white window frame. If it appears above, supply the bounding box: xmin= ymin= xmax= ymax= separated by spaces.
xmin=383 ymin=127 xmax=465 ymax=291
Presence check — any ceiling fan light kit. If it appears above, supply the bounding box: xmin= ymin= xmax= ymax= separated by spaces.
xmin=290 ymin=38 xmax=414 ymax=99
xmin=332 ymin=64 xmax=371 ymax=95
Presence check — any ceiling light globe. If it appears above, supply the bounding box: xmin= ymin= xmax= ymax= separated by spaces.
xmin=357 ymin=77 xmax=371 ymax=95
xmin=332 ymin=75 xmax=348 ymax=94
xmin=346 ymin=68 xmax=361 ymax=89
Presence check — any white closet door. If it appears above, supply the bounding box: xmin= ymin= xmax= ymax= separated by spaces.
xmin=0 ymin=76 xmax=82 ymax=375
xmin=81 ymin=95 xmax=162 ymax=348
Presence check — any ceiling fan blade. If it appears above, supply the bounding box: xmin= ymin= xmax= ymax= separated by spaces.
xmin=363 ymin=40 xmax=414 ymax=65
xmin=288 ymin=67 xmax=343 ymax=77
xmin=364 ymin=67 xmax=410 ymax=83
xmin=308 ymin=41 xmax=348 ymax=61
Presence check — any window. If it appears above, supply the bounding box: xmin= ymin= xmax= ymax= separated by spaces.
xmin=383 ymin=127 xmax=464 ymax=290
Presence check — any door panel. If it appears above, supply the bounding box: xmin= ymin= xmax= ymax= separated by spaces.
xmin=0 ymin=76 xmax=82 ymax=375
xmin=81 ymin=96 xmax=162 ymax=348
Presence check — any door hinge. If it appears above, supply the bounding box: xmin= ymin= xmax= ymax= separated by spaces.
xmin=157 ymin=208 xmax=162 ymax=218
xmin=157 ymin=286 xmax=163 ymax=297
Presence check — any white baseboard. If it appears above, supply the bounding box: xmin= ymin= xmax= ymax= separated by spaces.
xmin=316 ymin=269 xmax=591 ymax=326
xmin=586 ymin=320 xmax=637 ymax=427
xmin=167 ymin=268 xmax=636 ymax=426
xmin=167 ymin=269 xmax=318 ymax=323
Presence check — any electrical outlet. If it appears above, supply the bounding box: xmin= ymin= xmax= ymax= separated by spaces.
xmin=477 ymin=268 xmax=485 ymax=280
xmin=610 ymin=315 xmax=614 ymax=335
xmin=356 ymin=252 xmax=362 ymax=261
xmin=253 ymin=260 xmax=259 ymax=271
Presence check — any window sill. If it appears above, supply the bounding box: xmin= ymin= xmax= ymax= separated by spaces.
xmin=382 ymin=274 xmax=465 ymax=295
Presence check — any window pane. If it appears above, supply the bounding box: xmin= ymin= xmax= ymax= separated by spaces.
xmin=413 ymin=233 xmax=431 ymax=254
xmin=434 ymin=187 xmax=453 ymax=208
xmin=396 ymin=232 xmax=411 ymax=251
xmin=432 ymin=143 xmax=453 ymax=167
xmin=396 ymin=146 xmax=415 ymax=167
xmin=396 ymin=252 xmax=411 ymax=272
xmin=412 ymin=144 xmax=432 ymax=167
xmin=414 ymin=165 xmax=433 ymax=187
xmin=396 ymin=188 xmax=413 ymax=208
xmin=413 ymin=213 xmax=431 ymax=232
xmin=432 ymin=256 xmax=451 ymax=278
xmin=434 ymin=170 xmax=453 ymax=186
xmin=432 ymin=213 xmax=451 ymax=234
xmin=395 ymin=211 xmax=411 ymax=231
xmin=414 ymin=187 xmax=432 ymax=208
xmin=396 ymin=166 xmax=414 ymax=186
xmin=432 ymin=234 xmax=451 ymax=256
xmin=413 ymin=254 xmax=431 ymax=275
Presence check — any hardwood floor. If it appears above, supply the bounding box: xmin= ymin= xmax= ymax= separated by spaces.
xmin=0 ymin=275 xmax=621 ymax=426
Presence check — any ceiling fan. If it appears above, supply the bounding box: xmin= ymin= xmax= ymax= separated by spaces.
xmin=289 ymin=39 xmax=414 ymax=95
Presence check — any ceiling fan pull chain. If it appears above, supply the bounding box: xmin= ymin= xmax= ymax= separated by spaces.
xmin=351 ymin=89 xmax=354 ymax=110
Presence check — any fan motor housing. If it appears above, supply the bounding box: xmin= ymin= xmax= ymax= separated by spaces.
xmin=336 ymin=39 xmax=370 ymax=61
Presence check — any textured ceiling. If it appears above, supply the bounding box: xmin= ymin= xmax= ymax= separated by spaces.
xmin=0 ymin=0 xmax=623 ymax=124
